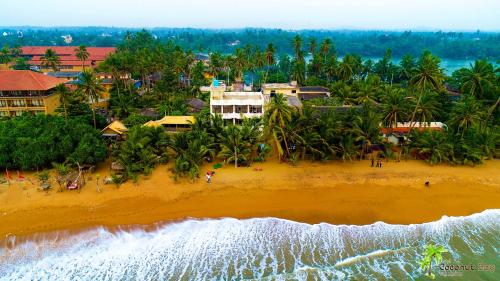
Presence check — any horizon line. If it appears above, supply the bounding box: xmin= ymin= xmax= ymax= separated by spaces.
xmin=1 ymin=25 xmax=499 ymax=33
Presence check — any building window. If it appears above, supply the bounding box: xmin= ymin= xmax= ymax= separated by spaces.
xmin=0 ymin=100 xmax=7 ymax=107
xmin=212 ymin=105 xmax=222 ymax=114
xmin=292 ymin=90 xmax=297 ymax=94
xmin=11 ymin=99 xmax=26 ymax=107
xmin=249 ymin=106 xmax=262 ymax=114
xmin=223 ymin=105 xmax=234 ymax=113
xmin=29 ymin=99 xmax=44 ymax=107
xmin=235 ymin=105 xmax=248 ymax=114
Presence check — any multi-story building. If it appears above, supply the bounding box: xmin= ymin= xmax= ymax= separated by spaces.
xmin=20 ymin=46 xmax=115 ymax=72
xmin=210 ymin=81 xmax=264 ymax=124
xmin=0 ymin=70 xmax=64 ymax=117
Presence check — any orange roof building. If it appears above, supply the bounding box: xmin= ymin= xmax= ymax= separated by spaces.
xmin=0 ymin=70 xmax=65 ymax=117
xmin=21 ymin=46 xmax=115 ymax=72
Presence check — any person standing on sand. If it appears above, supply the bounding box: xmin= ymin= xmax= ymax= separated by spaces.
xmin=371 ymin=158 xmax=374 ymax=167
xmin=206 ymin=172 xmax=211 ymax=183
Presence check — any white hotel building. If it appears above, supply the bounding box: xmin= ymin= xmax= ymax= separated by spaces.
xmin=209 ymin=82 xmax=264 ymax=124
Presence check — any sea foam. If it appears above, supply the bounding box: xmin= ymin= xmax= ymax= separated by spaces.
xmin=0 ymin=210 xmax=499 ymax=280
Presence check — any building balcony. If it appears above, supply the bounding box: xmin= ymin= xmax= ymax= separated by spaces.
xmin=220 ymin=112 xmax=263 ymax=120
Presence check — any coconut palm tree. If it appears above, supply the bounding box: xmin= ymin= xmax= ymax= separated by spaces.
xmin=264 ymin=94 xmax=293 ymax=160
xmin=409 ymin=51 xmax=445 ymax=91
xmin=381 ymin=87 xmax=408 ymax=127
xmin=78 ymin=69 xmax=104 ymax=128
xmin=448 ymin=96 xmax=482 ymax=134
xmin=292 ymin=55 xmax=306 ymax=85
xmin=209 ymin=52 xmax=223 ymax=79
xmin=54 ymin=83 xmax=71 ymax=118
xmin=308 ymin=38 xmax=317 ymax=56
xmin=354 ymin=82 xmax=377 ymax=105
xmin=409 ymin=91 xmax=440 ymax=127
xmin=292 ymin=35 xmax=302 ymax=60
xmin=264 ymin=43 xmax=276 ymax=84
xmin=75 ymin=45 xmax=90 ymax=70
xmin=232 ymin=48 xmax=247 ymax=82
xmin=337 ymin=55 xmax=355 ymax=82
xmin=410 ymin=130 xmax=453 ymax=165
xmin=351 ymin=104 xmax=381 ymax=159
xmin=319 ymin=39 xmax=333 ymax=61
xmin=218 ymin=125 xmax=252 ymax=168
xmin=41 ymin=48 xmax=61 ymax=72
xmin=458 ymin=60 xmax=496 ymax=99
xmin=398 ymin=54 xmax=416 ymax=83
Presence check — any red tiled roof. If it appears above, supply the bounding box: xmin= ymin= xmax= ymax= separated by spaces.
xmin=0 ymin=70 xmax=66 ymax=91
xmin=21 ymin=46 xmax=115 ymax=66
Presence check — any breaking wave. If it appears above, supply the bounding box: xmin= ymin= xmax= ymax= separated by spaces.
xmin=1 ymin=210 xmax=499 ymax=280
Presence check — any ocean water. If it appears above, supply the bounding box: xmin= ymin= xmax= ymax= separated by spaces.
xmin=0 ymin=210 xmax=499 ymax=281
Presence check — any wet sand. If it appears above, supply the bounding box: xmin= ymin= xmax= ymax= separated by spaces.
xmin=0 ymin=160 xmax=499 ymax=238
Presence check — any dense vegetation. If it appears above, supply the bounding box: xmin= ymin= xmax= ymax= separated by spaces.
xmin=0 ymin=30 xmax=498 ymax=182
xmin=1 ymin=27 xmax=499 ymax=60
xmin=0 ymin=115 xmax=107 ymax=170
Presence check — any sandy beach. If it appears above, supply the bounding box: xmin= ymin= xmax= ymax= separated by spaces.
xmin=1 ymin=159 xmax=499 ymax=238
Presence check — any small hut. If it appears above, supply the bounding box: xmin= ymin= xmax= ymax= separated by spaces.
xmin=101 ymin=120 xmax=128 ymax=140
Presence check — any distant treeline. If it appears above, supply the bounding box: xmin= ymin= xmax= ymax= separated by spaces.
xmin=1 ymin=27 xmax=499 ymax=60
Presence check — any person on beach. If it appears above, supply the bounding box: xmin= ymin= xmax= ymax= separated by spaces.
xmin=206 ymin=172 xmax=211 ymax=183
xmin=379 ymin=159 xmax=382 ymax=168
xmin=371 ymin=158 xmax=374 ymax=167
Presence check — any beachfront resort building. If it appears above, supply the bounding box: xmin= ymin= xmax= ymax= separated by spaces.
xmin=0 ymin=70 xmax=64 ymax=117
xmin=210 ymin=81 xmax=265 ymax=124
xmin=20 ymin=46 xmax=115 ymax=72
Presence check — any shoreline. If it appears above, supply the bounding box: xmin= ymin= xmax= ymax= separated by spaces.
xmin=1 ymin=159 xmax=499 ymax=238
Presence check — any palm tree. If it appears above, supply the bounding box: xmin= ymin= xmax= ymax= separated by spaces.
xmin=264 ymin=43 xmax=276 ymax=84
xmin=78 ymin=69 xmax=104 ymax=128
xmin=351 ymin=104 xmax=381 ymax=159
xmin=448 ymin=96 xmax=482 ymax=134
xmin=320 ymin=39 xmax=333 ymax=61
xmin=41 ymin=48 xmax=61 ymax=72
xmin=218 ymin=125 xmax=252 ymax=168
xmin=409 ymin=91 xmax=440 ymax=127
xmin=292 ymin=55 xmax=306 ymax=85
xmin=458 ymin=60 xmax=496 ymax=99
xmin=381 ymin=88 xmax=408 ymax=128
xmin=322 ymin=55 xmax=337 ymax=83
xmin=75 ymin=45 xmax=90 ymax=70
xmin=410 ymin=130 xmax=453 ymax=164
xmin=232 ymin=48 xmax=247 ymax=82
xmin=409 ymin=51 xmax=445 ymax=91
xmin=54 ymin=83 xmax=71 ymax=118
xmin=337 ymin=55 xmax=355 ymax=82
xmin=398 ymin=54 xmax=416 ymax=82
xmin=308 ymin=38 xmax=317 ymax=56
xmin=264 ymin=94 xmax=293 ymax=160
xmin=354 ymin=82 xmax=377 ymax=105
xmin=292 ymin=35 xmax=302 ymax=60
xmin=209 ymin=52 xmax=223 ymax=79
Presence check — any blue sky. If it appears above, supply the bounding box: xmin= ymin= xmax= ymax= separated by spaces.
xmin=1 ymin=0 xmax=499 ymax=31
